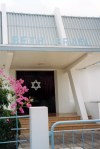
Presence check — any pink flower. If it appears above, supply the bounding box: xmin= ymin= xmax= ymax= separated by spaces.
xmin=0 ymin=69 xmax=4 ymax=75
xmin=16 ymin=97 xmax=23 ymax=102
xmin=8 ymin=76 xmax=16 ymax=86
xmin=19 ymin=107 xmax=24 ymax=114
xmin=0 ymin=69 xmax=31 ymax=114
xmin=19 ymin=79 xmax=24 ymax=84
xmin=17 ymin=101 xmax=23 ymax=105
xmin=11 ymin=103 xmax=17 ymax=109
xmin=26 ymin=103 xmax=32 ymax=108
xmin=23 ymin=97 xmax=29 ymax=101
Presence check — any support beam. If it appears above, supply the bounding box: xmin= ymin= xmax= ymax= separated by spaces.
xmin=1 ymin=4 xmax=8 ymax=44
xmin=64 ymin=54 xmax=88 ymax=120
xmin=68 ymin=70 xmax=88 ymax=120
xmin=64 ymin=53 xmax=88 ymax=72
xmin=54 ymin=8 xmax=66 ymax=45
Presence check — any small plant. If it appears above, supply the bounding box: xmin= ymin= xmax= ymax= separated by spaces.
xmin=0 ymin=110 xmax=21 ymax=149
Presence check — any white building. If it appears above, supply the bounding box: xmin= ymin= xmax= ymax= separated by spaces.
xmin=0 ymin=5 xmax=100 ymax=120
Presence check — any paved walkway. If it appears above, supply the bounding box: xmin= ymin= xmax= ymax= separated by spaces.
xmin=19 ymin=130 xmax=100 ymax=149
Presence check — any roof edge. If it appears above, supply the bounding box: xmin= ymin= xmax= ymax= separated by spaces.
xmin=0 ymin=44 xmax=100 ymax=52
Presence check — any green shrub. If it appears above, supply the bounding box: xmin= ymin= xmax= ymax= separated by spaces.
xmin=0 ymin=110 xmax=21 ymax=149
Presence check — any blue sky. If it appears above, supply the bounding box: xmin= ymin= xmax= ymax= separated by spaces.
xmin=0 ymin=0 xmax=100 ymax=17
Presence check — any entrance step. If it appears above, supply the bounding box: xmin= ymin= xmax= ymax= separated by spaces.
xmin=49 ymin=123 xmax=100 ymax=130
xmin=19 ymin=114 xmax=100 ymax=134
xmin=48 ymin=114 xmax=100 ymax=130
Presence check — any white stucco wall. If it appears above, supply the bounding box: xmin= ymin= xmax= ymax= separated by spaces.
xmin=76 ymin=65 xmax=100 ymax=102
xmin=73 ymin=65 xmax=100 ymax=118
xmin=55 ymin=70 xmax=76 ymax=113
xmin=85 ymin=66 xmax=100 ymax=101
xmin=85 ymin=102 xmax=100 ymax=119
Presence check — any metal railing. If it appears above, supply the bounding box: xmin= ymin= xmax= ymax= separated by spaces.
xmin=0 ymin=114 xmax=30 ymax=149
xmin=50 ymin=119 xmax=100 ymax=149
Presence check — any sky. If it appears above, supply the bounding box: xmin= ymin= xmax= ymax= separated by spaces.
xmin=0 ymin=0 xmax=100 ymax=17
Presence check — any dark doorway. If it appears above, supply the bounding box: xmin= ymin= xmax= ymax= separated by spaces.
xmin=16 ymin=71 xmax=56 ymax=114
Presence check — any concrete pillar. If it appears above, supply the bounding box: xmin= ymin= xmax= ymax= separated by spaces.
xmin=68 ymin=70 xmax=88 ymax=120
xmin=30 ymin=107 xmax=49 ymax=149
xmin=55 ymin=70 xmax=70 ymax=113
xmin=54 ymin=8 xmax=66 ymax=45
xmin=1 ymin=4 xmax=8 ymax=44
xmin=54 ymin=70 xmax=59 ymax=113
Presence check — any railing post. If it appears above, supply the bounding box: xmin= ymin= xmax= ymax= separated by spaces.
xmin=51 ymin=130 xmax=55 ymax=149
xmin=30 ymin=107 xmax=49 ymax=149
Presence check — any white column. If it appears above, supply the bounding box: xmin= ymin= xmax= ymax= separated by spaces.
xmin=68 ymin=70 xmax=88 ymax=120
xmin=55 ymin=70 xmax=71 ymax=113
xmin=1 ymin=4 xmax=8 ymax=44
xmin=54 ymin=8 xmax=66 ymax=45
xmin=54 ymin=70 xmax=59 ymax=113
xmin=30 ymin=107 xmax=49 ymax=149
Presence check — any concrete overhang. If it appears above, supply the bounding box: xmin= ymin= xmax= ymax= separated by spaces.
xmin=0 ymin=44 xmax=100 ymax=52
xmin=10 ymin=51 xmax=85 ymax=69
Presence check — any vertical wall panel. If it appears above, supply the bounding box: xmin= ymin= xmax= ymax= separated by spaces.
xmin=62 ymin=16 xmax=100 ymax=47
xmin=6 ymin=12 xmax=100 ymax=47
xmin=7 ymin=12 xmax=58 ymax=45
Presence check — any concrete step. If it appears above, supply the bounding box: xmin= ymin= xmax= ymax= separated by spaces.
xmin=19 ymin=114 xmax=97 ymax=134
xmin=49 ymin=123 xmax=100 ymax=130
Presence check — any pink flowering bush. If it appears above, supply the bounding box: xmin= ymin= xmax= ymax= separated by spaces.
xmin=0 ymin=69 xmax=32 ymax=149
xmin=0 ymin=69 xmax=31 ymax=114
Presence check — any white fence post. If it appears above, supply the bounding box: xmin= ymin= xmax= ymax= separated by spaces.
xmin=30 ymin=107 xmax=49 ymax=149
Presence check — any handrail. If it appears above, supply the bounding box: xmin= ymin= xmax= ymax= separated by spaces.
xmin=0 ymin=115 xmax=29 ymax=119
xmin=51 ymin=119 xmax=100 ymax=131
xmin=50 ymin=119 xmax=100 ymax=149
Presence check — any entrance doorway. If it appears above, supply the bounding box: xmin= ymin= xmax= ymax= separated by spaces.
xmin=16 ymin=71 xmax=56 ymax=114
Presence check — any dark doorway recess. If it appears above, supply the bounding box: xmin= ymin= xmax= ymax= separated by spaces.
xmin=16 ymin=71 xmax=56 ymax=114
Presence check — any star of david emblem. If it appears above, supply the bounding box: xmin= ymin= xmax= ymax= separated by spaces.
xmin=31 ymin=80 xmax=41 ymax=91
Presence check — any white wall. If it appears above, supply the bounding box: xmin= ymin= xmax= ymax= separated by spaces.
xmin=85 ymin=102 xmax=100 ymax=119
xmin=72 ymin=65 xmax=100 ymax=118
xmin=85 ymin=66 xmax=100 ymax=101
xmin=76 ymin=69 xmax=90 ymax=101
xmin=55 ymin=70 xmax=76 ymax=113
xmin=76 ymin=65 xmax=100 ymax=102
